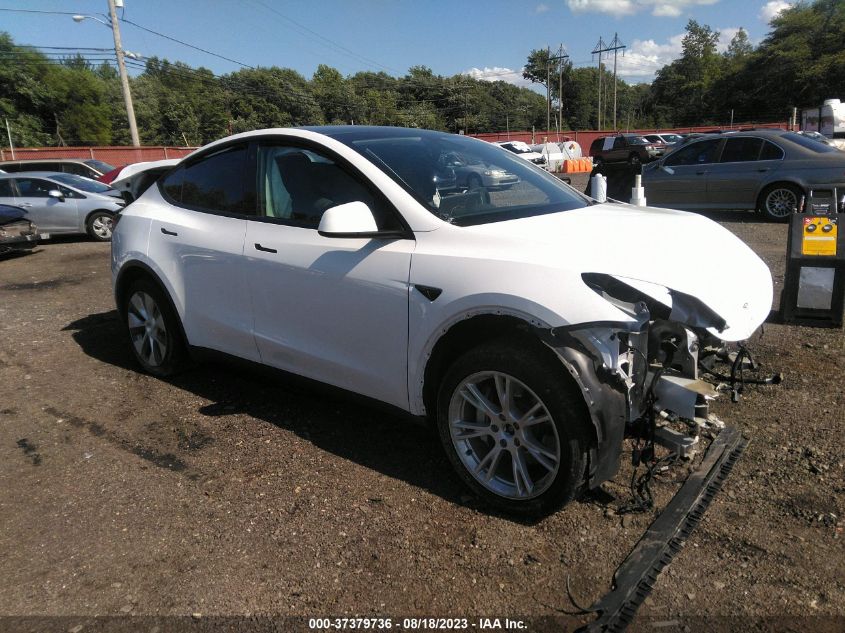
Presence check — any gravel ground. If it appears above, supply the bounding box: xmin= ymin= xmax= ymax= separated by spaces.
xmin=0 ymin=203 xmax=843 ymax=632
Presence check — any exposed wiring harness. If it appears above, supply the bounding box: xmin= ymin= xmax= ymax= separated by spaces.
xmin=698 ymin=343 xmax=783 ymax=401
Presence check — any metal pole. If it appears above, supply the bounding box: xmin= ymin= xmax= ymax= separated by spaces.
xmin=730 ymin=109 xmax=734 ymax=129
xmin=4 ymin=118 xmax=14 ymax=159
xmin=558 ymin=44 xmax=563 ymax=135
xmin=597 ymin=52 xmax=602 ymax=131
xmin=546 ymin=46 xmax=551 ymax=135
xmin=612 ymin=33 xmax=619 ymax=130
xmin=107 ymin=0 xmax=140 ymax=146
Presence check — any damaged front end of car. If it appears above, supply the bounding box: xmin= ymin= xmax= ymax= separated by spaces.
xmin=537 ymin=272 xmax=773 ymax=490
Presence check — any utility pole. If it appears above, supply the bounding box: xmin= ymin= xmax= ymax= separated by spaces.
xmin=107 ymin=0 xmax=140 ymax=146
xmin=594 ymin=35 xmax=625 ymax=131
xmin=549 ymin=45 xmax=569 ymax=136
xmin=546 ymin=46 xmax=551 ymax=134
xmin=5 ymin=118 xmax=15 ymax=159
xmin=592 ymin=37 xmax=605 ymax=131
xmin=609 ymin=33 xmax=625 ymax=131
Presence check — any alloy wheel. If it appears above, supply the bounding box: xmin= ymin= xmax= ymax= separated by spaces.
xmin=448 ymin=371 xmax=561 ymax=500
xmin=127 ymin=290 xmax=168 ymax=368
xmin=765 ymin=188 xmax=798 ymax=218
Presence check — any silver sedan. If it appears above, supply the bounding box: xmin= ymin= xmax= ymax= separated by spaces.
xmin=0 ymin=172 xmax=124 ymax=241
xmin=641 ymin=129 xmax=845 ymax=220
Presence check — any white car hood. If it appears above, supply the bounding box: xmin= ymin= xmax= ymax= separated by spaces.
xmin=464 ymin=203 xmax=773 ymax=341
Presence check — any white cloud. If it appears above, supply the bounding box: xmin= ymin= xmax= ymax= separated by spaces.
xmin=535 ymin=3 xmax=550 ymax=13
xmin=611 ymin=25 xmax=747 ymax=81
xmin=613 ymin=32 xmax=684 ymax=80
xmin=463 ymin=66 xmax=534 ymax=88
xmin=759 ymin=0 xmax=791 ymax=22
xmin=567 ymin=0 xmax=719 ymax=18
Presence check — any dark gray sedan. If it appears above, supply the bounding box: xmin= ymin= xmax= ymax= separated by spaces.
xmin=641 ymin=129 xmax=845 ymax=220
xmin=0 ymin=173 xmax=124 ymax=241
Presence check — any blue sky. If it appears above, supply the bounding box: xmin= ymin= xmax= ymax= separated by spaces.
xmin=1 ymin=0 xmax=794 ymax=87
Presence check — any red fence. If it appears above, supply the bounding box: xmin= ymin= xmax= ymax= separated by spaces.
xmin=1 ymin=122 xmax=792 ymax=163
xmin=0 ymin=145 xmax=199 ymax=165
xmin=472 ymin=122 xmax=791 ymax=156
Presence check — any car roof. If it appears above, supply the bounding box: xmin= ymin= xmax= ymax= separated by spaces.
xmin=0 ymin=158 xmax=90 ymax=164
xmin=0 ymin=171 xmax=74 ymax=179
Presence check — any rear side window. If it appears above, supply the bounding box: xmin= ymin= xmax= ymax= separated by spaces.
xmin=720 ymin=137 xmax=764 ymax=163
xmin=161 ymin=145 xmax=255 ymax=215
xmin=63 ymin=163 xmax=94 ymax=177
xmin=665 ymin=139 xmax=721 ymax=166
xmin=0 ymin=179 xmax=13 ymax=196
xmin=760 ymin=141 xmax=785 ymax=160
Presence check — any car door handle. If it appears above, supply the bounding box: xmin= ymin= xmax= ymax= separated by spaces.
xmin=18 ymin=202 xmax=32 ymax=207
xmin=757 ymin=168 xmax=770 ymax=173
xmin=160 ymin=227 xmax=178 ymax=236
xmin=254 ymin=243 xmax=277 ymax=253
xmin=696 ymin=171 xmax=707 ymax=175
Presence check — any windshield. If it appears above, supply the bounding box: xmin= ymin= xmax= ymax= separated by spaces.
xmin=627 ymin=136 xmax=650 ymax=145
xmin=784 ymin=132 xmax=838 ymax=153
xmin=84 ymin=159 xmax=116 ymax=173
xmin=662 ymin=134 xmax=682 ymax=143
xmin=49 ymin=173 xmax=112 ymax=193
xmin=331 ymin=129 xmax=590 ymax=226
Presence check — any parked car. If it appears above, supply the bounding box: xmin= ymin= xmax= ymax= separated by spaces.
xmin=108 ymin=159 xmax=181 ymax=202
xmin=0 ymin=203 xmax=40 ymax=256
xmin=438 ymin=150 xmax=519 ymax=189
xmin=0 ymin=158 xmax=115 ymax=180
xmin=642 ymin=129 xmax=845 ymax=220
xmin=590 ymin=134 xmax=666 ymax=167
xmin=112 ymin=126 xmax=771 ymax=515
xmin=644 ymin=133 xmax=683 ymax=146
xmin=494 ymin=141 xmax=547 ymax=167
xmin=0 ymin=172 xmax=124 ymax=241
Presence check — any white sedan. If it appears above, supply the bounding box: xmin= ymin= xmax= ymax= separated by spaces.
xmin=111 ymin=126 xmax=772 ymax=515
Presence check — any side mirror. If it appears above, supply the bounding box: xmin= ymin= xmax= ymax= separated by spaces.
xmin=48 ymin=189 xmax=65 ymax=201
xmin=317 ymin=201 xmax=378 ymax=237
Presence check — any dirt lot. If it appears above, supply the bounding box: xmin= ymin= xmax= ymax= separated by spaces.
xmin=0 ymin=206 xmax=843 ymax=632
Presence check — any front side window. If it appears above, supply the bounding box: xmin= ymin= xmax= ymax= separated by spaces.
xmin=720 ymin=137 xmax=764 ymax=163
xmin=0 ymin=179 xmax=13 ymax=197
xmin=329 ymin=129 xmax=590 ymax=226
xmin=256 ymin=144 xmax=398 ymax=230
xmin=161 ymin=145 xmax=255 ymax=215
xmin=665 ymin=139 xmax=722 ymax=166
xmin=14 ymin=178 xmax=54 ymax=197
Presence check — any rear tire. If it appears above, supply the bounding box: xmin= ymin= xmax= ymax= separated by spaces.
xmin=759 ymin=183 xmax=801 ymax=221
xmin=628 ymin=153 xmax=642 ymax=167
xmin=436 ymin=339 xmax=590 ymax=516
xmin=122 ymin=278 xmax=188 ymax=377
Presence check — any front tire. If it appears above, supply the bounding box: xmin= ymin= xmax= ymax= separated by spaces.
xmin=628 ymin=153 xmax=642 ymax=167
xmin=123 ymin=279 xmax=187 ymax=377
xmin=436 ymin=339 xmax=590 ymax=515
xmin=759 ymin=183 xmax=801 ymax=221
xmin=86 ymin=211 xmax=115 ymax=241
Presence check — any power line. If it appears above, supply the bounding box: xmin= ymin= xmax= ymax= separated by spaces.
xmin=119 ymin=17 xmax=254 ymax=69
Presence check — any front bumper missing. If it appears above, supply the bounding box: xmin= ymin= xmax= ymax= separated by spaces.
xmin=579 ymin=426 xmax=749 ymax=632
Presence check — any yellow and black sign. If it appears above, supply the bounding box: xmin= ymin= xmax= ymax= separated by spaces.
xmin=801 ymin=216 xmax=838 ymax=256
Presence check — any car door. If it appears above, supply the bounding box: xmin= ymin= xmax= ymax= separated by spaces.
xmin=644 ymin=139 xmax=722 ymax=209
xmin=149 ymin=143 xmax=258 ymax=361
xmin=244 ymin=141 xmax=415 ymax=410
xmin=12 ymin=177 xmax=78 ymax=233
xmin=0 ymin=178 xmax=16 ymax=208
xmin=707 ymin=136 xmax=769 ymax=209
